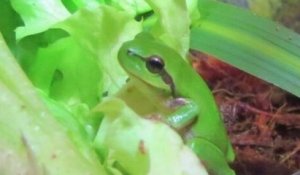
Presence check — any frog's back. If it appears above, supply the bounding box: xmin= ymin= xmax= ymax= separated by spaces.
xmin=161 ymin=50 xmax=234 ymax=160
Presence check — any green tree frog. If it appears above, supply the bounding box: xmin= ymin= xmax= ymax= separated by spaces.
xmin=118 ymin=33 xmax=235 ymax=175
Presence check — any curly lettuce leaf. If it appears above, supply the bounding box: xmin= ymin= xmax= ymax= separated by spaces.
xmin=10 ymin=0 xmax=71 ymax=40
xmin=93 ymin=97 xmax=208 ymax=175
xmin=17 ymin=5 xmax=142 ymax=112
xmin=61 ymin=0 xmax=100 ymax=12
xmin=95 ymin=0 xmax=193 ymax=57
xmin=145 ymin=0 xmax=191 ymax=56
xmin=12 ymin=1 xmax=143 ymax=153
xmin=0 ymin=33 xmax=106 ymax=175
xmin=98 ymin=0 xmax=151 ymax=16
xmin=0 ymin=0 xmax=23 ymax=53
xmin=27 ymin=35 xmax=102 ymax=107
xmin=56 ymin=5 xmax=142 ymax=95
xmin=1 ymin=0 xmax=207 ymax=174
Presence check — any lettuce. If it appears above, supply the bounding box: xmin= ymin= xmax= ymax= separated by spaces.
xmin=97 ymin=0 xmax=151 ymax=16
xmin=0 ymin=0 xmax=207 ymax=174
xmin=10 ymin=0 xmax=71 ymax=40
xmin=144 ymin=0 xmax=191 ymax=56
xmin=17 ymin=5 xmax=142 ymax=106
xmin=0 ymin=33 xmax=105 ymax=175
xmin=93 ymin=97 xmax=208 ymax=175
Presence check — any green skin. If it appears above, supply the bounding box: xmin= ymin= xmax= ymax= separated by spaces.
xmin=118 ymin=33 xmax=235 ymax=175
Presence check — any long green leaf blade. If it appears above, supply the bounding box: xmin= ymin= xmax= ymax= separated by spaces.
xmin=190 ymin=0 xmax=300 ymax=97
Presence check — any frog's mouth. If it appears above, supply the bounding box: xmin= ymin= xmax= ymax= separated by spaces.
xmin=116 ymin=76 xmax=174 ymax=117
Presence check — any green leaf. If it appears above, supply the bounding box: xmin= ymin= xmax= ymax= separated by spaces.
xmin=0 ymin=33 xmax=106 ymax=175
xmin=61 ymin=0 xmax=100 ymax=13
xmin=146 ymin=0 xmax=190 ymax=56
xmin=55 ymin=5 xmax=142 ymax=95
xmin=98 ymin=0 xmax=151 ymax=16
xmin=19 ymin=5 xmax=141 ymax=109
xmin=39 ymin=90 xmax=101 ymax=158
xmin=93 ymin=97 xmax=208 ymax=175
xmin=10 ymin=0 xmax=70 ymax=40
xmin=27 ymin=36 xmax=102 ymax=107
xmin=0 ymin=0 xmax=23 ymax=53
xmin=190 ymin=0 xmax=300 ymax=97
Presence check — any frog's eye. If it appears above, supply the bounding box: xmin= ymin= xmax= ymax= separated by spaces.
xmin=146 ymin=56 xmax=165 ymax=74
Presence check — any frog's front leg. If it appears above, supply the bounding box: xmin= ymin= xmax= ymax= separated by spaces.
xmin=165 ymin=98 xmax=199 ymax=129
xmin=165 ymin=98 xmax=235 ymax=175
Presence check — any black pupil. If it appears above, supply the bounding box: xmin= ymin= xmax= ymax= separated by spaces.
xmin=146 ymin=56 xmax=164 ymax=74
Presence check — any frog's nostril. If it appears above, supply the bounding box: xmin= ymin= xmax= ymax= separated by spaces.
xmin=127 ymin=49 xmax=134 ymax=56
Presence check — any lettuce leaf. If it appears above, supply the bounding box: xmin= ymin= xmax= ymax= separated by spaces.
xmin=145 ymin=0 xmax=191 ymax=56
xmin=56 ymin=5 xmax=142 ymax=95
xmin=97 ymin=0 xmax=151 ymax=16
xmin=93 ymin=97 xmax=208 ymax=175
xmin=18 ymin=5 xmax=142 ymax=111
xmin=1 ymin=0 xmax=209 ymax=174
xmin=10 ymin=0 xmax=71 ymax=40
xmin=98 ymin=0 xmax=192 ymax=57
xmin=0 ymin=0 xmax=23 ymax=54
xmin=0 ymin=33 xmax=106 ymax=175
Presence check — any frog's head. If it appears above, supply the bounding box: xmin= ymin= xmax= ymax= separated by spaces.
xmin=118 ymin=33 xmax=179 ymax=97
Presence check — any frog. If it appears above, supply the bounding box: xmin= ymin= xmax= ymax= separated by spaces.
xmin=117 ymin=32 xmax=235 ymax=175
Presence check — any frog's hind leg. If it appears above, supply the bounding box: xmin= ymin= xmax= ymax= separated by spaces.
xmin=187 ymin=138 xmax=236 ymax=175
xmin=226 ymin=140 xmax=235 ymax=162
xmin=165 ymin=99 xmax=235 ymax=175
